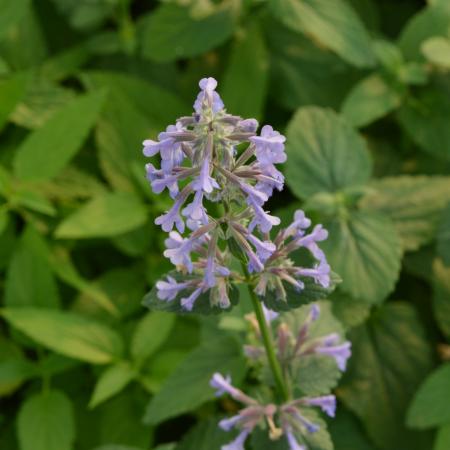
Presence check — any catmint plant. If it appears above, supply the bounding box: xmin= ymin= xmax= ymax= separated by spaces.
xmin=143 ymin=77 xmax=351 ymax=449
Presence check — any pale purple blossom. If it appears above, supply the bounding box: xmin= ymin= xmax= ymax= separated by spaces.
xmin=316 ymin=341 xmax=352 ymax=371
xmin=180 ymin=286 xmax=203 ymax=311
xmin=286 ymin=430 xmax=306 ymax=450
xmin=250 ymin=125 xmax=286 ymax=166
xmin=222 ymin=430 xmax=250 ymax=450
xmin=194 ymin=77 xmax=224 ymax=114
xmin=302 ymin=395 xmax=336 ymax=418
xmin=156 ymin=276 xmax=190 ymax=301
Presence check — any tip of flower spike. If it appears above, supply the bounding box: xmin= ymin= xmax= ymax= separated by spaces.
xmin=199 ymin=77 xmax=218 ymax=91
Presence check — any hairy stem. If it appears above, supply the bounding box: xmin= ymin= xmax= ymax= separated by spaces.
xmin=242 ymin=264 xmax=290 ymax=402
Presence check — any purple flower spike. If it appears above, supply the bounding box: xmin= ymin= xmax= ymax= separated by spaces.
xmin=247 ymin=234 xmax=276 ymax=262
xmin=248 ymin=200 xmax=281 ymax=233
xmin=303 ymin=395 xmax=336 ymax=418
xmin=222 ymin=430 xmax=250 ymax=450
xmin=156 ymin=276 xmax=189 ymax=301
xmin=155 ymin=206 xmax=185 ymax=233
xmin=286 ymin=430 xmax=306 ymax=450
xmin=192 ymin=157 xmax=219 ymax=194
xmin=163 ymin=231 xmax=194 ymax=272
xmin=250 ymin=125 xmax=286 ymax=166
xmin=180 ymin=287 xmax=203 ymax=311
xmin=238 ymin=118 xmax=259 ymax=133
xmin=194 ymin=77 xmax=224 ymax=114
xmin=316 ymin=341 xmax=352 ymax=371
xmin=296 ymin=261 xmax=331 ymax=288
xmin=142 ymin=139 xmax=160 ymax=157
xmin=182 ymin=190 xmax=208 ymax=224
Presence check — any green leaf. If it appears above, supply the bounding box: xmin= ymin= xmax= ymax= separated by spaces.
xmin=438 ymin=203 xmax=450 ymax=265
xmin=322 ymin=211 xmax=402 ymax=304
xmin=175 ymin=418 xmax=229 ymax=450
xmin=422 ymin=37 xmax=450 ymax=68
xmin=89 ymin=363 xmax=135 ymax=409
xmin=94 ymin=88 xmax=151 ymax=191
xmin=398 ymin=2 xmax=450 ymax=61
xmin=269 ymin=0 xmax=375 ymax=67
xmin=341 ymin=73 xmax=403 ymax=127
xmin=5 ymin=225 xmax=60 ymax=308
xmin=432 ymin=258 xmax=450 ymax=341
xmin=339 ymin=303 xmax=434 ymax=450
xmin=259 ymin=272 xmax=340 ymax=312
xmin=0 ymin=358 xmax=36 ymax=396
xmin=267 ymin=20 xmax=358 ymax=110
xmin=330 ymin=409 xmax=376 ymax=450
xmin=17 ymin=390 xmax=75 ymax=450
xmin=143 ymin=335 xmax=245 ymax=425
xmin=398 ymin=85 xmax=450 ymax=161
xmin=407 ymin=364 xmax=450 ymax=429
xmin=285 ymin=107 xmax=372 ymax=199
xmin=0 ymin=0 xmax=30 ymax=42
xmin=0 ymin=72 xmax=29 ymax=131
xmin=1 ymin=307 xmax=123 ymax=364
xmin=14 ymin=89 xmax=106 ymax=181
xmin=55 ymin=192 xmax=147 ymax=239
xmin=82 ymin=71 xmax=189 ymax=129
xmin=143 ymin=272 xmax=240 ymax=315
xmin=331 ymin=291 xmax=372 ymax=329
xmin=360 ymin=176 xmax=450 ymax=251
xmin=50 ymin=247 xmax=119 ymax=317
xmin=221 ymin=21 xmax=268 ymax=120
xmin=435 ymin=423 xmax=450 ymax=450
xmin=141 ymin=4 xmax=235 ymax=62
xmin=131 ymin=312 xmax=175 ymax=363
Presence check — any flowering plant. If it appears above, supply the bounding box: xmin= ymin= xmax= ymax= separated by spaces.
xmin=142 ymin=78 xmax=350 ymax=449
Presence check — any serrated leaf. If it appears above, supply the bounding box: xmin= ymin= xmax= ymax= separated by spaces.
xmin=1 ymin=307 xmax=123 ymax=364
xmin=269 ymin=0 xmax=375 ymax=67
xmin=437 ymin=203 xmax=450 ymax=265
xmin=89 ymin=363 xmax=135 ymax=409
xmin=259 ymin=272 xmax=340 ymax=312
xmin=5 ymin=225 xmax=60 ymax=308
xmin=339 ymin=303 xmax=434 ymax=450
xmin=398 ymin=85 xmax=450 ymax=161
xmin=143 ymin=335 xmax=245 ymax=425
xmin=360 ymin=176 xmax=450 ymax=251
xmin=175 ymin=418 xmax=230 ymax=450
xmin=0 ymin=72 xmax=29 ymax=131
xmin=341 ymin=73 xmax=403 ymax=127
xmin=407 ymin=364 xmax=450 ymax=429
xmin=322 ymin=211 xmax=402 ymax=304
xmin=131 ymin=312 xmax=175 ymax=363
xmin=14 ymin=89 xmax=106 ymax=181
xmin=141 ymin=4 xmax=235 ymax=62
xmin=17 ymin=390 xmax=75 ymax=450
xmin=221 ymin=21 xmax=268 ymax=120
xmin=55 ymin=192 xmax=147 ymax=239
xmin=285 ymin=106 xmax=372 ymax=199
xmin=143 ymin=272 xmax=240 ymax=315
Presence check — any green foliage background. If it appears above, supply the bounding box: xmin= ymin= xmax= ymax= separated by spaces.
xmin=0 ymin=0 xmax=449 ymax=449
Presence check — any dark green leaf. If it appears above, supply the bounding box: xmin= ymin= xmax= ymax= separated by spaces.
xmin=339 ymin=303 xmax=434 ymax=450
xmin=435 ymin=423 xmax=450 ymax=450
xmin=0 ymin=72 xmax=29 ymax=131
xmin=143 ymin=335 xmax=245 ymax=425
xmin=437 ymin=203 xmax=450 ymax=265
xmin=286 ymin=106 xmax=372 ymax=198
xmin=422 ymin=37 xmax=450 ymax=68
xmin=141 ymin=4 xmax=235 ymax=62
xmin=1 ymin=307 xmax=124 ymax=364
xmin=175 ymin=418 xmax=230 ymax=450
xmin=0 ymin=0 xmax=30 ymax=42
xmin=221 ymin=21 xmax=268 ymax=120
xmin=17 ymin=390 xmax=75 ymax=450
xmin=269 ymin=0 xmax=375 ymax=67
xmin=432 ymin=258 xmax=450 ymax=341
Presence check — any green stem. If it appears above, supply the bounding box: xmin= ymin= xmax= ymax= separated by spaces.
xmin=242 ymin=264 xmax=289 ymax=402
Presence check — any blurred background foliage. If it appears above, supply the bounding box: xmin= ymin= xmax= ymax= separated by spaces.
xmin=0 ymin=0 xmax=450 ymax=449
